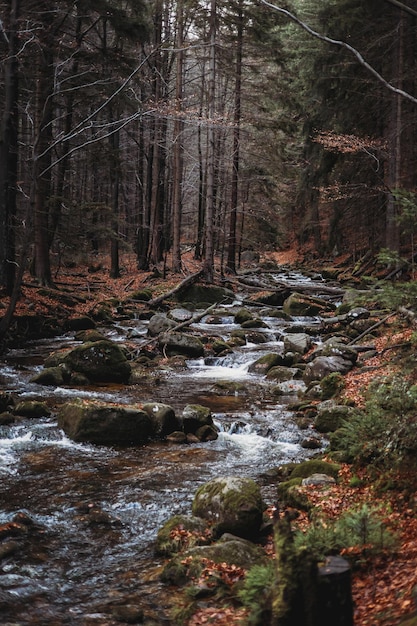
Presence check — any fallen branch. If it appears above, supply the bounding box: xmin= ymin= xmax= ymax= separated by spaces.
xmin=147 ymin=269 xmax=204 ymax=307
xmin=398 ymin=306 xmax=417 ymax=327
xmin=348 ymin=313 xmax=395 ymax=345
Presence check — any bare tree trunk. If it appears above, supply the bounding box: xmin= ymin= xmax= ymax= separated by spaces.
xmin=202 ymin=0 xmax=216 ymax=283
xmin=171 ymin=0 xmax=184 ymax=272
xmin=226 ymin=1 xmax=243 ymax=274
xmin=0 ymin=0 xmax=20 ymax=295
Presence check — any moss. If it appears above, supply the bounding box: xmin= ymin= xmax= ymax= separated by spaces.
xmin=319 ymin=372 xmax=345 ymax=400
xmin=289 ymin=459 xmax=340 ymax=481
xmin=277 ymin=478 xmax=311 ymax=511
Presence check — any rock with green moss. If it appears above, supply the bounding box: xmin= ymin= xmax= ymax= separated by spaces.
xmin=52 ymin=339 xmax=132 ymax=384
xmin=192 ymin=476 xmax=264 ymax=540
xmin=30 ymin=366 xmax=66 ymax=387
xmin=177 ymin=284 xmax=235 ymax=305
xmin=283 ymin=292 xmax=335 ymax=316
xmin=182 ymin=404 xmax=215 ymax=435
xmin=155 ymin=514 xmax=211 ymax=556
xmin=289 ymin=459 xmax=340 ymax=481
xmin=314 ymin=400 xmax=357 ymax=433
xmin=142 ymin=402 xmax=182 ymax=438
xmin=57 ymin=399 xmax=152 ymax=445
xmin=131 ymin=288 xmax=153 ymax=302
xmin=14 ymin=400 xmax=51 ymax=418
xmin=320 ymin=372 xmax=345 ymax=399
xmin=276 ymin=478 xmax=311 ymax=511
xmin=247 ymin=353 xmax=283 ymax=375
xmin=211 ymin=339 xmax=231 ymax=355
xmin=266 ymin=366 xmax=302 ymax=382
xmin=161 ymin=535 xmax=268 ymax=586
xmin=234 ymin=308 xmax=253 ymax=324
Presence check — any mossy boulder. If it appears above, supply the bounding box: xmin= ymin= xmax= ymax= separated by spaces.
xmin=320 ymin=372 xmax=345 ymax=399
xmin=74 ymin=329 xmax=106 ymax=343
xmin=158 ymin=332 xmax=204 ymax=358
xmin=131 ymin=288 xmax=153 ymax=302
xmin=248 ymin=353 xmax=284 ymax=375
xmin=161 ymin=535 xmax=268 ymax=586
xmin=182 ymin=404 xmax=214 ymax=434
xmin=13 ymin=401 xmax=51 ymax=418
xmin=148 ymin=313 xmax=176 ymax=337
xmin=266 ymin=366 xmax=302 ymax=382
xmin=303 ymin=355 xmax=353 ymax=384
xmin=277 ymin=478 xmax=311 ymax=511
xmin=155 ymin=515 xmax=211 ymax=556
xmin=65 ymin=316 xmax=96 ymax=331
xmin=142 ymin=402 xmax=182 ymax=438
xmin=234 ymin=308 xmax=253 ymax=324
xmin=289 ymin=459 xmax=341 ymax=481
xmin=192 ymin=476 xmax=264 ymax=540
xmin=314 ymin=400 xmax=357 ymax=433
xmin=177 ymin=284 xmax=235 ymax=305
xmin=30 ymin=366 xmax=66 ymax=387
xmin=57 ymin=399 xmax=152 ymax=445
xmin=283 ymin=292 xmax=335 ymax=316
xmin=57 ymin=340 xmax=131 ymax=383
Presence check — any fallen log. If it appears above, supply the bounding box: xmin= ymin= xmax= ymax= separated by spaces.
xmin=147 ymin=269 xmax=204 ymax=307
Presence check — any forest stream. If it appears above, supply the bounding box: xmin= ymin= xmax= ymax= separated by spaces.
xmin=0 ymin=270 xmax=340 ymax=625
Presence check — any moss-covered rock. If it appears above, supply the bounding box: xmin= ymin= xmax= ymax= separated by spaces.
xmin=57 ymin=399 xmax=152 ymax=445
xmin=248 ymin=353 xmax=283 ymax=375
xmin=319 ymin=372 xmax=346 ymax=399
xmin=192 ymin=476 xmax=264 ymax=540
xmin=283 ymin=292 xmax=335 ymax=316
xmin=13 ymin=401 xmax=51 ymax=418
xmin=234 ymin=308 xmax=253 ymax=324
xmin=276 ymin=478 xmax=311 ymax=511
xmin=161 ymin=535 xmax=268 ymax=586
xmin=314 ymin=401 xmax=357 ymax=433
xmin=30 ymin=366 xmax=66 ymax=386
xmin=158 ymin=332 xmax=204 ymax=358
xmin=155 ymin=514 xmax=211 ymax=556
xmin=142 ymin=402 xmax=182 ymax=438
xmin=182 ymin=404 xmax=215 ymax=435
xmin=289 ymin=459 xmax=341 ymax=481
xmin=60 ymin=340 xmax=131 ymax=383
xmin=266 ymin=366 xmax=302 ymax=381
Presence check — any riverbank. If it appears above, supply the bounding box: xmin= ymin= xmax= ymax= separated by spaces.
xmin=1 ymin=250 xmax=417 ymax=625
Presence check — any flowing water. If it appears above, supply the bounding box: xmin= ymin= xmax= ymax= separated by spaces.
xmin=0 ymin=272 xmax=336 ymax=625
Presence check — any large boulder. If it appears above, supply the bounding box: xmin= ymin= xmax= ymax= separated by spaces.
xmin=147 ymin=314 xmax=176 ymax=337
xmin=176 ymin=284 xmax=235 ymax=305
xmin=303 ymin=355 xmax=353 ymax=384
xmin=314 ymin=400 xmax=358 ymax=433
xmin=248 ymin=352 xmax=285 ymax=375
xmin=52 ymin=340 xmax=131 ymax=384
xmin=155 ymin=514 xmax=211 ymax=556
xmin=192 ymin=476 xmax=264 ymax=540
xmin=160 ymin=535 xmax=268 ymax=586
xmin=57 ymin=400 xmax=152 ymax=445
xmin=283 ymin=292 xmax=335 ymax=316
xmin=142 ymin=402 xmax=182 ymax=438
xmin=283 ymin=332 xmax=312 ymax=355
xmin=158 ymin=332 xmax=204 ymax=358
xmin=182 ymin=404 xmax=218 ymax=441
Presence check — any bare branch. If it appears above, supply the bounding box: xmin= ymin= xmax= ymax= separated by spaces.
xmin=259 ymin=0 xmax=417 ymax=106
xmin=383 ymin=0 xmax=417 ymax=18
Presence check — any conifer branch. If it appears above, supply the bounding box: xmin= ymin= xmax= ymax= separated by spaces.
xmin=259 ymin=0 xmax=417 ymax=106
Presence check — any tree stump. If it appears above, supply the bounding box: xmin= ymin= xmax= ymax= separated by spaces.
xmin=317 ymin=556 xmax=354 ymax=626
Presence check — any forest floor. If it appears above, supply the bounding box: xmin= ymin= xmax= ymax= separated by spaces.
xmin=2 ymin=248 xmax=417 ymax=626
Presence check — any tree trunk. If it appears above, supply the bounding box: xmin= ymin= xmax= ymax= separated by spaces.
xmin=171 ymin=0 xmax=185 ymax=272
xmin=202 ymin=0 xmax=217 ymax=283
xmin=225 ymin=0 xmax=243 ymax=274
xmin=0 ymin=0 xmax=20 ymax=295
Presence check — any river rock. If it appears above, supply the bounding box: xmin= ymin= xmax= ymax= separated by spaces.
xmin=55 ymin=340 xmax=132 ymax=383
xmin=30 ymin=366 xmax=65 ymax=386
xmin=191 ymin=476 xmax=264 ymax=540
xmin=234 ymin=308 xmax=253 ymax=324
xmin=168 ymin=308 xmax=193 ymax=323
xmin=314 ymin=400 xmax=358 ymax=433
xmin=303 ymin=355 xmax=353 ymax=384
xmin=155 ymin=514 xmax=211 ymax=556
xmin=302 ymin=473 xmax=336 ymax=486
xmin=0 ymin=392 xmax=14 ymax=413
xmin=283 ymin=332 xmax=312 ymax=354
xmin=158 ymin=332 xmax=204 ymax=358
xmin=307 ymin=337 xmax=358 ymax=363
xmin=142 ymin=402 xmax=182 ymax=438
xmin=13 ymin=401 xmax=51 ymax=418
xmin=248 ymin=352 xmax=284 ymax=374
xmin=161 ymin=535 xmax=268 ymax=586
xmin=182 ymin=404 xmax=218 ymax=440
xmin=266 ymin=365 xmax=302 ymax=381
xmin=283 ymin=292 xmax=335 ymax=316
xmin=57 ymin=400 xmax=153 ymax=445
xmin=65 ymin=316 xmax=96 ymax=331
xmin=176 ymin=284 xmax=235 ymax=305
xmin=147 ymin=313 xmax=176 ymax=336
